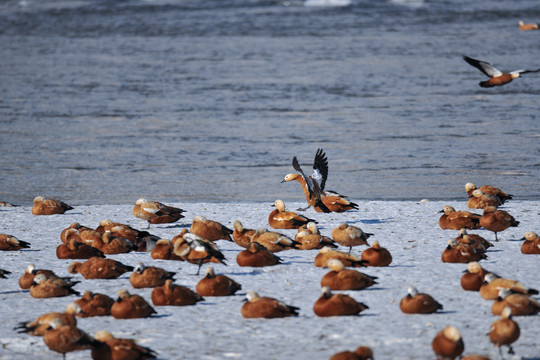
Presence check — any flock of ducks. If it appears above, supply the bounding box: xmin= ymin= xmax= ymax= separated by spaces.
xmin=431 ymin=182 xmax=538 ymax=359
xmin=0 ymin=149 xmax=539 ymax=359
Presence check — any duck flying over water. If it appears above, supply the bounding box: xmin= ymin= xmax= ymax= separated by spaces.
xmin=463 ymin=55 xmax=540 ymax=87
xmin=282 ymin=149 xmax=357 ymax=213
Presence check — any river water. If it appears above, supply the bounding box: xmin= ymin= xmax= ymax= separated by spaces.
xmin=1 ymin=0 xmax=539 ymax=205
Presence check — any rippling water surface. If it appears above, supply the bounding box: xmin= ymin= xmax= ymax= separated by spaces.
xmin=1 ymin=0 xmax=539 ymax=205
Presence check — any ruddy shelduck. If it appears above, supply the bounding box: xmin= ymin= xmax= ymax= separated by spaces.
xmin=60 ymin=222 xmax=95 ymax=244
xmin=491 ymin=288 xmax=540 ymax=316
xmin=282 ymin=149 xmax=358 ymax=213
xmin=314 ymin=246 xmax=367 ymax=268
xmin=0 ymin=233 xmax=30 ymax=251
xmin=241 ymin=291 xmax=299 ymax=318
xmin=463 ymin=55 xmax=540 ymax=88
xmin=320 ymin=259 xmax=377 ymax=290
xmin=31 ymin=195 xmax=74 ymax=215
xmin=313 ymin=286 xmax=368 ymax=317
xmin=68 ymin=257 xmax=134 ymax=279
xmin=190 ymin=215 xmax=233 ymax=241
xmin=42 ymin=318 xmax=97 ymax=358
xmin=74 ymin=290 xmax=114 ymax=317
xmin=318 ymin=194 xmax=359 ymax=213
xmin=56 ymin=238 xmax=105 ymax=259
xmin=92 ymin=230 xmax=135 ymax=254
xmin=196 ymin=267 xmax=242 ymax=297
xmin=399 ymin=286 xmax=443 ymax=314
xmin=236 ymin=242 xmax=282 ymax=267
xmin=465 ymin=182 xmax=512 ymax=203
xmin=361 ymin=241 xmax=392 ymax=267
xmin=520 ymin=231 xmax=540 ymax=254
xmin=232 ymin=220 xmax=257 ymax=248
xmin=268 ymin=199 xmax=316 ymax=229
xmin=305 ymin=149 xmax=359 ymax=213
xmin=467 ymin=189 xmax=501 ymax=209
xmin=92 ymin=330 xmax=157 ymax=360
xmin=281 ymin=148 xmax=331 ymax=213
xmin=441 ymin=239 xmax=487 ymax=264
xmin=15 ymin=303 xmax=81 ymax=336
xmin=439 ymin=205 xmax=481 ymax=230
xmin=460 ymin=262 xmax=490 ymax=291
xmin=489 ymin=307 xmax=520 ymax=356
xmin=295 ymin=221 xmax=338 ymax=245
xmin=480 ymin=206 xmax=519 ymax=241
xmin=173 ymin=232 xmax=227 ymax=275
xmin=251 ymin=228 xmax=299 ymax=252
xmin=62 ymin=227 xmax=102 ymax=246
xmin=129 ymin=262 xmax=176 ymax=288
xmin=19 ymin=264 xmax=75 ymax=290
xmin=431 ymin=326 xmax=464 ymax=360
xmin=331 ymin=222 xmax=372 ymax=253
xmin=151 ymin=279 xmax=204 ymax=306
xmin=30 ymin=274 xmax=80 ymax=298
xmin=95 ymin=219 xmax=128 ymax=234
xmin=132 ymin=198 xmax=184 ymax=227
xmin=295 ymin=229 xmax=337 ymax=250
xmin=480 ymin=273 xmax=538 ymax=300
xmin=95 ymin=219 xmax=157 ymax=249
xmin=519 ymin=20 xmax=539 ymax=31
xmin=111 ymin=289 xmax=156 ymax=319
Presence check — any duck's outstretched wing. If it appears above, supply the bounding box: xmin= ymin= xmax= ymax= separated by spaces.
xmin=463 ymin=55 xmax=502 ymax=77
xmin=512 ymin=68 xmax=540 ymax=75
xmin=312 ymin=148 xmax=328 ymax=191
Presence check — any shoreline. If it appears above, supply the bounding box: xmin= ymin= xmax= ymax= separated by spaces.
xmin=4 ymin=194 xmax=540 ymax=208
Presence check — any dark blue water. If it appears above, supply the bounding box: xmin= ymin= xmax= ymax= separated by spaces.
xmin=1 ymin=0 xmax=539 ymax=205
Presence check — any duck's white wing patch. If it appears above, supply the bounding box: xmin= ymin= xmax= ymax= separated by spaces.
xmin=142 ymin=207 xmax=159 ymax=214
xmin=484 ymin=63 xmax=503 ymax=77
xmin=463 ymin=55 xmax=503 ymax=77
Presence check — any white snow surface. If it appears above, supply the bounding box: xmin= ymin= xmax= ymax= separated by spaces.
xmin=0 ymin=200 xmax=538 ymax=360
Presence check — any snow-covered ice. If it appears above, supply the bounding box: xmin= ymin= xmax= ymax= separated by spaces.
xmin=0 ymin=200 xmax=538 ymax=359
